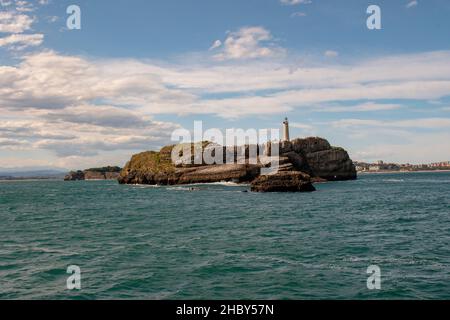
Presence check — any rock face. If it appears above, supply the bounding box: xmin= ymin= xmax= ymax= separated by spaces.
xmin=274 ymin=138 xmax=356 ymax=181
xmin=306 ymin=148 xmax=356 ymax=181
xmin=118 ymin=163 xmax=260 ymax=185
xmin=64 ymin=166 xmax=122 ymax=181
xmin=251 ymin=171 xmax=316 ymax=193
xmin=118 ymin=137 xmax=356 ymax=192
xmin=64 ymin=170 xmax=85 ymax=181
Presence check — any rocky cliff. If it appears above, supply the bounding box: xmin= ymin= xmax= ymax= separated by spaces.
xmin=118 ymin=137 xmax=356 ymax=192
xmin=64 ymin=166 xmax=122 ymax=181
xmin=280 ymin=137 xmax=357 ymax=181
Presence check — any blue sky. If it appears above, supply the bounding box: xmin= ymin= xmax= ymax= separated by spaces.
xmin=1 ymin=0 xmax=450 ymax=169
xmin=36 ymin=0 xmax=450 ymax=58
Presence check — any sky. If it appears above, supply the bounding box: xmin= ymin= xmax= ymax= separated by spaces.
xmin=1 ymin=0 xmax=450 ymax=170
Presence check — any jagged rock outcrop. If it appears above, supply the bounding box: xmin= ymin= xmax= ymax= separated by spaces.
xmin=278 ymin=138 xmax=357 ymax=181
xmin=64 ymin=166 xmax=122 ymax=181
xmin=119 ymin=163 xmax=260 ymax=185
xmin=251 ymin=171 xmax=315 ymax=193
xmin=306 ymin=147 xmax=356 ymax=181
xmin=64 ymin=170 xmax=85 ymax=181
xmin=118 ymin=137 xmax=356 ymax=192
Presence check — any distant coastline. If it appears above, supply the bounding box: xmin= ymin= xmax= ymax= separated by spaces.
xmin=64 ymin=166 xmax=122 ymax=181
xmin=359 ymin=169 xmax=450 ymax=174
xmin=354 ymin=160 xmax=450 ymax=174
xmin=0 ymin=178 xmax=63 ymax=182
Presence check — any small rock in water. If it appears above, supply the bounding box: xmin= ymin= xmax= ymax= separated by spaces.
xmin=250 ymin=171 xmax=316 ymax=193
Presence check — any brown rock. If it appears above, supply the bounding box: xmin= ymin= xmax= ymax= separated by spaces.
xmin=291 ymin=137 xmax=331 ymax=154
xmin=284 ymin=151 xmax=309 ymax=172
xmin=251 ymin=171 xmax=316 ymax=192
xmin=65 ymin=166 xmax=121 ymax=181
xmin=84 ymin=171 xmax=105 ymax=180
xmin=64 ymin=170 xmax=85 ymax=181
xmin=306 ymin=148 xmax=357 ymax=181
xmin=178 ymin=164 xmax=260 ymax=184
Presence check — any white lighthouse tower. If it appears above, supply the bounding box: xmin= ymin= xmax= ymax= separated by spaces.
xmin=282 ymin=117 xmax=290 ymax=142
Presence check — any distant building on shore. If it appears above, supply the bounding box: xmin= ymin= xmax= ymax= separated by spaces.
xmin=354 ymin=160 xmax=450 ymax=172
xmin=429 ymin=161 xmax=450 ymax=168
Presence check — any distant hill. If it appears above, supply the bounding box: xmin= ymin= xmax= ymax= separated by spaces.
xmin=64 ymin=166 xmax=122 ymax=181
xmin=0 ymin=169 xmax=67 ymax=180
xmin=83 ymin=166 xmax=122 ymax=174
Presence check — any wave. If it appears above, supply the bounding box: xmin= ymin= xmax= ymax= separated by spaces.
xmin=131 ymin=184 xmax=161 ymax=188
xmin=131 ymin=181 xmax=248 ymax=188
xmin=382 ymin=178 xmax=450 ymax=184
xmin=199 ymin=181 xmax=249 ymax=186
xmin=166 ymin=186 xmax=200 ymax=191
xmin=410 ymin=179 xmax=450 ymax=183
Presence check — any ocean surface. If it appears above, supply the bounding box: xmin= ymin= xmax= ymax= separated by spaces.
xmin=1 ymin=172 xmax=449 ymax=300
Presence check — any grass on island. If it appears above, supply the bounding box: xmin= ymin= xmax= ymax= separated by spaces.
xmin=123 ymin=141 xmax=213 ymax=174
xmin=85 ymin=166 xmax=122 ymax=173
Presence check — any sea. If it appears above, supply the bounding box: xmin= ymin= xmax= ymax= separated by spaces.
xmin=0 ymin=171 xmax=449 ymax=300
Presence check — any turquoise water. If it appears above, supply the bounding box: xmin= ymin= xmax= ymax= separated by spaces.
xmin=0 ymin=172 xmax=449 ymax=299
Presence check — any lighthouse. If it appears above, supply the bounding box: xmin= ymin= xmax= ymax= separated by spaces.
xmin=282 ymin=117 xmax=290 ymax=142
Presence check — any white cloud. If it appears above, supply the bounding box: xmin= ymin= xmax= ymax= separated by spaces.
xmin=0 ymin=33 xmax=43 ymax=49
xmin=0 ymin=137 xmax=28 ymax=147
xmin=323 ymin=117 xmax=450 ymax=163
xmin=43 ymin=105 xmax=160 ymax=129
xmin=0 ymin=50 xmax=196 ymax=112
xmin=212 ymin=26 xmax=286 ymax=61
xmin=160 ymin=51 xmax=450 ymax=98
xmin=0 ymin=51 xmax=184 ymax=160
xmin=0 ymin=6 xmax=43 ymax=50
xmin=318 ymin=102 xmax=402 ymax=113
xmin=324 ymin=50 xmax=338 ymax=58
xmin=290 ymin=122 xmax=313 ymax=130
xmin=0 ymin=11 xmax=34 ymax=33
xmin=45 ymin=16 xmax=59 ymax=23
xmin=14 ymin=0 xmax=34 ymax=12
xmin=350 ymin=132 xmax=450 ymax=164
xmin=3 ymin=50 xmax=450 ymax=118
xmin=289 ymin=122 xmax=316 ymax=135
xmin=209 ymin=39 xmax=222 ymax=50
xmin=280 ymin=0 xmax=312 ymax=6
xmin=0 ymin=112 xmax=180 ymax=158
xmin=406 ymin=1 xmax=418 ymax=9
xmin=291 ymin=12 xmax=307 ymax=18
xmin=0 ymin=0 xmax=13 ymax=6
xmin=331 ymin=118 xmax=450 ymax=129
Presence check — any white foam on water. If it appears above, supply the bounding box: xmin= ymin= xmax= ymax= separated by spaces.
xmin=131 ymin=184 xmax=161 ymax=188
xmin=166 ymin=186 xmax=197 ymax=191
xmin=198 ymin=181 xmax=249 ymax=186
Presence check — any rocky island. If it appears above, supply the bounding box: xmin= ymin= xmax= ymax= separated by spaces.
xmin=118 ymin=137 xmax=356 ymax=192
xmin=64 ymin=166 xmax=122 ymax=181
